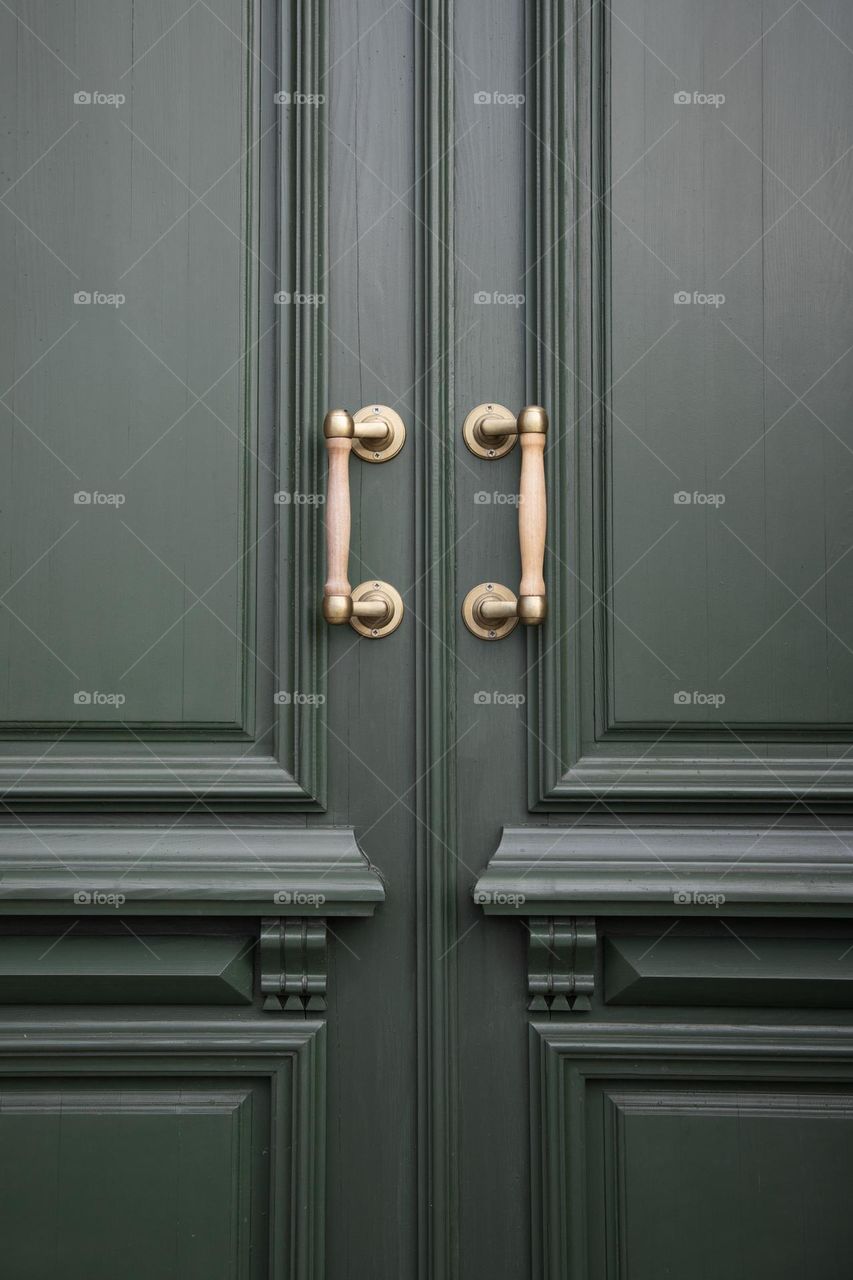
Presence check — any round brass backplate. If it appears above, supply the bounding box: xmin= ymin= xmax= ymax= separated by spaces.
xmin=350 ymin=580 xmax=405 ymax=638
xmin=461 ymin=582 xmax=519 ymax=640
xmin=462 ymin=403 xmax=517 ymax=460
xmin=352 ymin=405 xmax=406 ymax=463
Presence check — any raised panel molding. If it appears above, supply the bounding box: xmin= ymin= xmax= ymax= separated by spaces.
xmin=525 ymin=0 xmax=853 ymax=808
xmin=0 ymin=1086 xmax=260 ymax=1278
xmin=530 ymin=1022 xmax=853 ymax=1280
xmin=0 ymin=1020 xmax=326 ymax=1280
xmin=0 ymin=0 xmax=328 ymax=811
xmin=605 ymin=935 xmax=853 ymax=1008
xmin=0 ymin=933 xmax=254 ymax=1004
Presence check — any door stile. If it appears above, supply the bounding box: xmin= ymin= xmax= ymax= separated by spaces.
xmin=415 ymin=1 xmax=460 ymax=1276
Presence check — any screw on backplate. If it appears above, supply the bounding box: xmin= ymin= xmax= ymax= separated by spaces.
xmin=374 ymin=452 xmax=380 ymax=459
xmin=488 ymin=449 xmax=495 ymax=457
xmin=374 ymin=583 xmax=380 ymax=588
xmin=372 ymin=628 xmax=378 ymax=636
xmin=488 ymin=629 xmax=496 ymax=638
xmin=373 ymin=406 xmax=380 ymax=413
xmin=487 ymin=584 xmax=493 ymax=591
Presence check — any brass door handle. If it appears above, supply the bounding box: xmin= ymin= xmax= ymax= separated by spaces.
xmin=322 ymin=406 xmax=405 ymax=638
xmin=462 ymin=404 xmax=548 ymax=640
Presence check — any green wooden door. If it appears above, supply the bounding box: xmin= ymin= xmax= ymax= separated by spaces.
xmin=460 ymin=1 xmax=853 ymax=1277
xmin=3 ymin=1 xmax=853 ymax=1278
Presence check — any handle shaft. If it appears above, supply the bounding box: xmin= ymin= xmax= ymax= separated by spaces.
xmin=518 ymin=433 xmax=546 ymax=596
xmin=516 ymin=406 xmax=548 ymax=622
xmin=323 ymin=410 xmax=355 ymax=623
xmin=324 ymin=437 xmax=352 ymax=598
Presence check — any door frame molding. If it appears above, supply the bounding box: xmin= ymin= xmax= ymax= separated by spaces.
xmin=531 ymin=1021 xmax=853 ymax=1279
xmin=525 ymin=0 xmax=853 ymax=809
xmin=277 ymin=0 xmax=329 ymax=809
xmin=0 ymin=0 xmax=328 ymax=812
xmin=415 ymin=0 xmax=459 ymax=1275
xmin=0 ymin=1018 xmax=326 ymax=1279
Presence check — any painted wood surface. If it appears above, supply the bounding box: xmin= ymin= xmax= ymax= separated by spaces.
xmin=0 ymin=0 xmax=326 ymax=805
xmin=528 ymin=0 xmax=853 ymax=805
xmin=3 ymin=1 xmax=853 ymax=1278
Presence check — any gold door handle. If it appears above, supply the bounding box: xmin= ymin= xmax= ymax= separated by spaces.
xmin=322 ymin=406 xmax=405 ymax=638
xmin=462 ymin=404 xmax=548 ymax=640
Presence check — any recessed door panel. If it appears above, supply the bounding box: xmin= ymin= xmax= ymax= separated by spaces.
xmin=0 ymin=1077 xmax=271 ymax=1280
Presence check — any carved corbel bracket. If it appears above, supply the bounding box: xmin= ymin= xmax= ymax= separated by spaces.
xmin=260 ymin=918 xmax=328 ymax=1013
xmin=527 ymin=916 xmax=596 ymax=1014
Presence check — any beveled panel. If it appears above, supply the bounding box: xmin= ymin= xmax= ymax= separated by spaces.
xmin=0 ymin=0 xmax=328 ymax=806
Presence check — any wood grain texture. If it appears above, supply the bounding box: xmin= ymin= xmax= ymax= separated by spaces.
xmin=323 ymin=1 xmax=419 ymax=1274
xmin=454 ymin=0 xmax=532 ymax=1272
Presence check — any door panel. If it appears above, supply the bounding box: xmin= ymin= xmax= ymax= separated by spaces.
xmin=0 ymin=1080 xmax=269 ymax=1280
xmin=597 ymin=1087 xmax=853 ymax=1279
xmin=532 ymin=1024 xmax=853 ymax=1280
xmin=2 ymin=0 xmax=248 ymax=724
xmin=528 ymin=0 xmax=853 ymax=805
xmin=608 ymin=0 xmax=853 ymax=730
xmin=0 ymin=1022 xmax=325 ymax=1280
xmin=0 ymin=0 xmax=325 ymax=806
